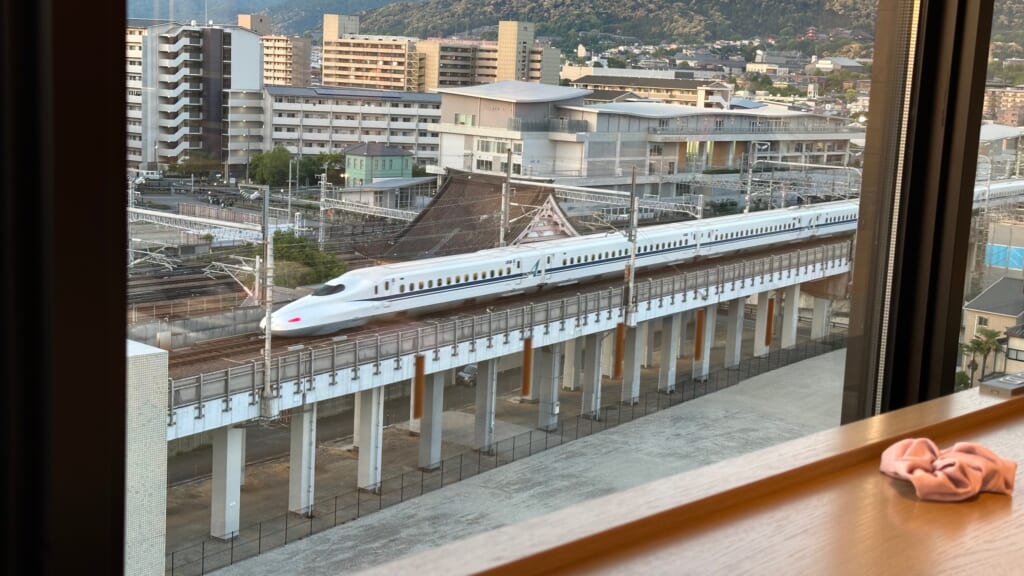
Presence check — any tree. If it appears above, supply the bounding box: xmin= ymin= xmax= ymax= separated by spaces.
xmin=250 ymin=146 xmax=292 ymax=187
xmin=973 ymin=327 xmax=1005 ymax=382
xmin=962 ymin=339 xmax=984 ymax=385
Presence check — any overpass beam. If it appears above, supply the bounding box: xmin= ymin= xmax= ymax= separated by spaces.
xmin=781 ymin=284 xmax=801 ymax=349
xmin=521 ymin=337 xmax=537 ymax=401
xmin=475 ymin=359 xmax=498 ymax=453
xmin=658 ymin=313 xmax=682 ymax=393
xmin=536 ymin=343 xmax=563 ymax=431
xmin=288 ymin=403 xmax=317 ymax=516
xmin=419 ymin=372 xmax=444 ymax=470
xmin=356 ymin=388 xmax=384 ymax=492
xmin=210 ymin=426 xmax=244 ymax=540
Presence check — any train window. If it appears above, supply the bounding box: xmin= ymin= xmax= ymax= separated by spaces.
xmin=473 ymin=272 xmax=479 ymax=281
xmin=562 ymin=258 xmax=567 ymax=265
xmin=312 ymin=283 xmax=345 ymax=296
xmin=385 ymin=281 xmax=390 ymax=291
xmin=374 ymin=286 xmax=379 ymax=295
xmin=428 ymin=280 xmax=433 ymax=288
xmin=400 ymin=284 xmax=406 ymax=293
xmin=418 ymin=281 xmax=424 ymax=290
xmin=456 ymin=275 xmax=461 ymax=283
xmin=446 ymin=277 xmax=452 ymax=285
xmin=506 ymin=267 xmax=511 ymax=275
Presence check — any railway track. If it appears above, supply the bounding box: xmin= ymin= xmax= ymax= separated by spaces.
xmin=166 ymin=234 xmax=854 ymax=379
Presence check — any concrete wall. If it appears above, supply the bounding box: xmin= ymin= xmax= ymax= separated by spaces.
xmin=128 ymin=306 xmax=266 ymax=349
xmin=126 ymin=341 xmax=169 ymax=576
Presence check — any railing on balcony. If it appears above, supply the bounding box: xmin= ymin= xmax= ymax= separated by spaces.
xmin=508 ymin=117 xmax=590 ymax=133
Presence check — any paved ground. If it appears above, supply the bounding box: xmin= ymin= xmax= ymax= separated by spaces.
xmin=161 ymin=305 xmax=846 ymax=575
xmin=206 ymin=349 xmax=846 ymax=576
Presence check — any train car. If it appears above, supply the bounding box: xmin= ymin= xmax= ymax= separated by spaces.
xmin=262 ymin=200 xmax=859 ymax=337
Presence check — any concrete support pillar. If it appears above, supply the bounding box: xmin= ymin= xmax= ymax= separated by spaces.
xmin=724 ymin=298 xmax=745 ymax=368
xmin=754 ymin=292 xmax=775 ymax=357
xmin=582 ymin=332 xmax=604 ymax=418
xmin=419 ymin=372 xmax=444 ymax=470
xmin=644 ymin=321 xmax=657 ymax=367
xmin=536 ymin=344 xmax=562 ymax=431
xmin=352 ymin=394 xmax=361 ymax=449
xmin=475 ymin=359 xmax=498 ymax=453
xmin=811 ymin=297 xmax=832 ymax=340
xmin=677 ymin=310 xmax=691 ymax=359
xmin=408 ymin=354 xmax=425 ymax=435
xmin=601 ymin=332 xmax=615 ymax=377
xmin=210 ymin=426 xmax=244 ymax=539
xmin=780 ymin=284 xmax=800 ymax=349
xmin=238 ymin=427 xmax=247 ymax=487
xmin=621 ymin=324 xmax=643 ymax=404
xmin=356 ymin=388 xmax=384 ymax=491
xmin=521 ymin=337 xmax=537 ymax=401
xmin=658 ymin=313 xmax=682 ymax=393
xmin=692 ymin=305 xmax=718 ymax=381
xmin=562 ymin=338 xmax=583 ymax=390
xmin=288 ymin=403 xmax=317 ymax=516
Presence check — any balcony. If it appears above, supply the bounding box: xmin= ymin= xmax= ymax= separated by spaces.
xmin=158 ymin=52 xmax=202 ymax=69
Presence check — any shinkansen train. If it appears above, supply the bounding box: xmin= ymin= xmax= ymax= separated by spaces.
xmin=262 ymin=200 xmax=860 ymax=337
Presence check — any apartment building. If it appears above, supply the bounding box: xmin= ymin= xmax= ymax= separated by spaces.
xmin=984 ymin=86 xmax=1024 ymax=125
xmin=435 ymin=81 xmax=860 ymax=194
xmin=322 ymin=16 xmax=558 ymax=93
xmin=570 ymin=75 xmax=734 ymax=108
xmin=237 ymin=15 xmax=313 ymax=88
xmin=264 ymin=85 xmax=441 ymax=165
xmin=126 ymin=19 xmax=262 ymax=171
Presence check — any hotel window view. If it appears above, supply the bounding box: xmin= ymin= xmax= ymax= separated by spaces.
xmin=5 ymin=0 xmax=1024 ymax=574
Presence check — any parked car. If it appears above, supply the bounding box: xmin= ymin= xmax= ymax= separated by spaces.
xmin=456 ymin=364 xmax=478 ymax=386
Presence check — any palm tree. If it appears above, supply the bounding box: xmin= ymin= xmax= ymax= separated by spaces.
xmin=962 ymin=339 xmax=984 ymax=386
xmin=972 ymin=327 xmax=1005 ymax=382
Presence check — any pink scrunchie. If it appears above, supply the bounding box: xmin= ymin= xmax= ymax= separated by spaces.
xmin=879 ymin=438 xmax=1017 ymax=502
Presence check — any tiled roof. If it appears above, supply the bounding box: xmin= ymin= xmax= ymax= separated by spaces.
xmin=372 ymin=172 xmax=568 ymax=260
xmin=965 ymin=276 xmax=1024 ymax=316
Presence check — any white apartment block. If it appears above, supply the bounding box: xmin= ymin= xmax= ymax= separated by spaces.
xmin=435 ymin=81 xmax=861 ymax=194
xmin=264 ymin=85 xmax=441 ymax=165
xmin=126 ymin=20 xmax=263 ymax=172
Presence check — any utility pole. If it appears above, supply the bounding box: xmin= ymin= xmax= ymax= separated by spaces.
xmin=624 ymin=166 xmax=639 ymax=328
xmin=318 ymin=164 xmax=327 ymax=251
xmin=261 ymin=185 xmax=275 ymax=416
xmin=500 ymin=148 xmax=511 ymax=247
xmin=287 ymin=158 xmax=293 ymax=219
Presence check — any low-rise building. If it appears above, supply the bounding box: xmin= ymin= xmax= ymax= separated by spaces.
xmin=264 ymin=85 xmax=440 ymax=165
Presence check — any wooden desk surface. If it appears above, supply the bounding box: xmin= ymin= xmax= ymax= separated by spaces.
xmin=363 ymin=391 xmax=1024 ymax=576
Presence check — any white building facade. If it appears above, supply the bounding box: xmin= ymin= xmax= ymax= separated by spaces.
xmin=264 ymin=85 xmax=441 ymax=165
xmin=126 ymin=20 xmax=263 ymax=172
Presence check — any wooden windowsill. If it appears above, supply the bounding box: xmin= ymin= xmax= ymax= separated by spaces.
xmin=361 ymin=389 xmax=1024 ymax=575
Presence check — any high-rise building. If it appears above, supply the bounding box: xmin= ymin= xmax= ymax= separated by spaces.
xmin=321 ymin=16 xmax=559 ymax=93
xmin=238 ymin=14 xmax=313 ymax=87
xmin=321 ymin=32 xmax=425 ymax=91
xmin=496 ymin=20 xmax=534 ymax=82
xmin=126 ymin=20 xmax=263 ymax=172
